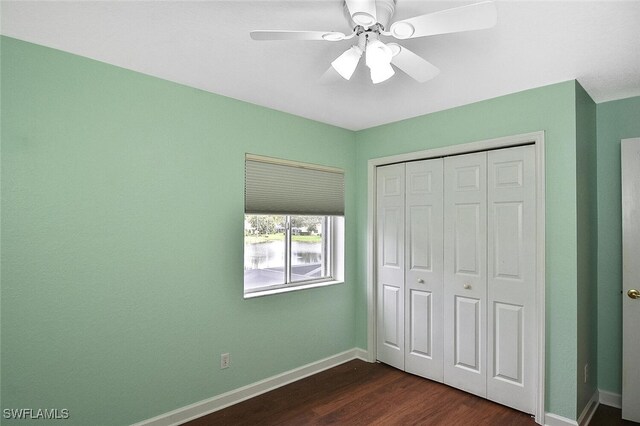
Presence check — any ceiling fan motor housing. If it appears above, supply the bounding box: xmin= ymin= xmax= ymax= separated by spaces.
xmin=343 ymin=0 xmax=396 ymax=31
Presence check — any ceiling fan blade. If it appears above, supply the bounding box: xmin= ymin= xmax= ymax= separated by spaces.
xmin=389 ymin=1 xmax=497 ymax=40
xmin=389 ymin=43 xmax=439 ymax=83
xmin=345 ymin=0 xmax=378 ymax=27
xmin=250 ymin=30 xmax=348 ymax=41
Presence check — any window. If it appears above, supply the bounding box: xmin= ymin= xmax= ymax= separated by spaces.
xmin=244 ymin=155 xmax=344 ymax=297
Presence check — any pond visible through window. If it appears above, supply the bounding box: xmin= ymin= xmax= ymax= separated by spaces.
xmin=244 ymin=215 xmax=329 ymax=292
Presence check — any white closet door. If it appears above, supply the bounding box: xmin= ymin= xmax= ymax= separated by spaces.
xmin=376 ymin=163 xmax=406 ymax=370
xmin=622 ymin=138 xmax=640 ymax=422
xmin=487 ymin=145 xmax=536 ymax=413
xmin=444 ymin=152 xmax=488 ymax=397
xmin=404 ymin=159 xmax=444 ymax=381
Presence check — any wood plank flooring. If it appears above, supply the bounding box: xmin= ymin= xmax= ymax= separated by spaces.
xmin=187 ymin=359 xmax=536 ymax=425
xmin=590 ymin=404 xmax=639 ymax=426
xmin=186 ymin=359 xmax=636 ymax=425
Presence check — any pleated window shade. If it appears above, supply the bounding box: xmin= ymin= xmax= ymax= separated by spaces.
xmin=245 ymin=155 xmax=345 ymax=216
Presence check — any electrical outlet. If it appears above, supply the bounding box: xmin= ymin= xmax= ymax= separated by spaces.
xmin=584 ymin=363 xmax=589 ymax=384
xmin=221 ymin=353 xmax=230 ymax=369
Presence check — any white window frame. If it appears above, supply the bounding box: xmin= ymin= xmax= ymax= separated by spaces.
xmin=243 ymin=215 xmax=344 ymax=298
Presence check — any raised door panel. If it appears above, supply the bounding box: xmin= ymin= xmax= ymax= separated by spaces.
xmin=409 ymin=206 xmax=432 ymax=272
xmin=454 ymin=204 xmax=481 ymax=275
xmin=376 ymin=164 xmax=405 ymax=370
xmin=382 ymin=285 xmax=401 ymax=349
xmin=494 ymin=302 xmax=523 ymax=383
xmin=382 ymin=207 xmax=401 ymax=268
xmin=487 ymin=145 xmax=536 ymax=414
xmin=409 ymin=290 xmax=432 ymax=357
xmin=493 ymin=202 xmax=523 ymax=280
xmin=455 ymin=296 xmax=481 ymax=371
xmin=444 ymin=152 xmax=487 ymax=397
xmin=405 ymin=159 xmax=444 ymax=381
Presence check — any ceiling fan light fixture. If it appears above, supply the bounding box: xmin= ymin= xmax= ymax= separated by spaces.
xmin=388 ymin=43 xmax=401 ymax=57
xmin=370 ymin=62 xmax=395 ymax=84
xmin=365 ymin=39 xmax=392 ymax=69
xmin=250 ymin=1 xmax=499 ymax=85
xmin=331 ymin=46 xmax=363 ymax=80
xmin=365 ymin=40 xmax=394 ymax=84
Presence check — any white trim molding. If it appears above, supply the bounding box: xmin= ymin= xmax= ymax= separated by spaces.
xmin=544 ymin=389 xmax=600 ymax=426
xmin=577 ymin=390 xmax=599 ymax=426
xmin=598 ymin=389 xmax=622 ymax=409
xmin=545 ymin=413 xmax=578 ymax=426
xmin=366 ymin=131 xmax=546 ymax=423
xmin=133 ymin=348 xmax=368 ymax=426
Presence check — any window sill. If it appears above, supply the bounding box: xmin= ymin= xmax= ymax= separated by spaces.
xmin=243 ymin=279 xmax=344 ymax=299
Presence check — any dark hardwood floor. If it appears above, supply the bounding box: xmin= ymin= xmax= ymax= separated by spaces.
xmin=590 ymin=404 xmax=639 ymax=426
xmin=186 ymin=359 xmax=636 ymax=426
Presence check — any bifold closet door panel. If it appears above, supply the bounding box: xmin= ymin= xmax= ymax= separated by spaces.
xmin=376 ymin=163 xmax=406 ymax=370
xmin=404 ymin=159 xmax=444 ymax=382
xmin=375 ymin=144 xmax=537 ymax=413
xmin=487 ymin=145 xmax=536 ymax=414
xmin=443 ymin=152 xmax=488 ymax=398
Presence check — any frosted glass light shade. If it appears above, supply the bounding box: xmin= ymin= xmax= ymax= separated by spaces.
xmin=331 ymin=46 xmax=363 ymax=80
xmin=370 ymin=62 xmax=395 ymax=84
xmin=365 ymin=40 xmax=392 ymax=69
xmin=366 ymin=40 xmax=394 ymax=84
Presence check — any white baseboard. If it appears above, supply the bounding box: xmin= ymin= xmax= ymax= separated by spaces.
xmin=545 ymin=413 xmax=578 ymax=426
xmin=598 ymin=389 xmax=622 ymax=409
xmin=133 ymin=348 xmax=369 ymax=426
xmin=577 ymin=390 xmax=599 ymax=426
xmin=353 ymin=347 xmax=369 ymax=361
xmin=545 ymin=389 xmax=607 ymax=426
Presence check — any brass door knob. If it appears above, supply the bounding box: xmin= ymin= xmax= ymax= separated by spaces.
xmin=628 ymin=289 xmax=640 ymax=299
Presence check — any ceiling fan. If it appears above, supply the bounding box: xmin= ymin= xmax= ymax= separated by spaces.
xmin=250 ymin=0 xmax=497 ymax=84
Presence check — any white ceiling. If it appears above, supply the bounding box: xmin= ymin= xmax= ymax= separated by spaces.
xmin=2 ymin=0 xmax=639 ymax=131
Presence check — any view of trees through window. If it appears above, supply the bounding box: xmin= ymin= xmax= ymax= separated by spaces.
xmin=244 ymin=215 xmax=328 ymax=291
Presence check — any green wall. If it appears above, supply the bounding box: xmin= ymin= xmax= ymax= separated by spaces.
xmin=596 ymin=96 xmax=640 ymax=394
xmin=575 ymin=82 xmax=598 ymax=415
xmin=3 ymin=33 xmax=638 ymax=425
xmin=0 ymin=37 xmax=357 ymax=425
xmin=354 ymin=81 xmax=580 ymax=418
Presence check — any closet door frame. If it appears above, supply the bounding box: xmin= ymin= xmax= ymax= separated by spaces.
xmin=366 ymin=131 xmax=546 ymax=425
